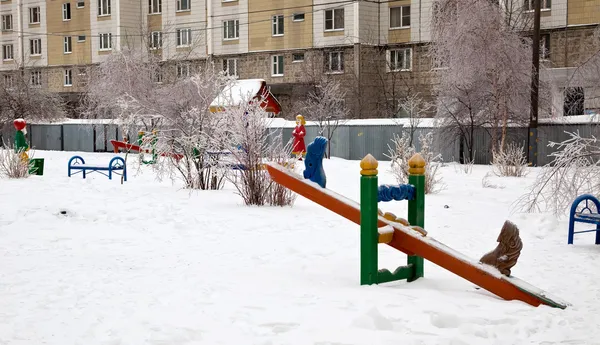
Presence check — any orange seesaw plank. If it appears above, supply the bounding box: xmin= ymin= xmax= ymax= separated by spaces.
xmin=265 ymin=163 xmax=567 ymax=309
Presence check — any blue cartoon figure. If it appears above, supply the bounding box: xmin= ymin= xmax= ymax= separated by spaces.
xmin=303 ymin=136 xmax=327 ymax=188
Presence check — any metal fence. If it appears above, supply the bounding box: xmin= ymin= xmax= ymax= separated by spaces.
xmin=2 ymin=121 xmax=599 ymax=165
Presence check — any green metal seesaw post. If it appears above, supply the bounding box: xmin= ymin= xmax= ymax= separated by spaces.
xmin=359 ymin=153 xmax=425 ymax=285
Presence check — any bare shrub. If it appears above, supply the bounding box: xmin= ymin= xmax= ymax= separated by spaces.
xmin=454 ymin=153 xmax=474 ymax=174
xmin=492 ymin=142 xmax=528 ymax=177
xmin=0 ymin=145 xmax=30 ymax=179
xmin=225 ymin=102 xmax=297 ymax=206
xmin=385 ymin=132 xmax=444 ymax=194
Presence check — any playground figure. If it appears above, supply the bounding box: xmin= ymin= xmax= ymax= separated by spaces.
xmin=479 ymin=220 xmax=523 ymax=276
xmin=13 ymin=118 xmax=29 ymax=162
xmin=303 ymin=136 xmax=327 ymax=188
xmin=292 ymin=115 xmax=307 ymax=159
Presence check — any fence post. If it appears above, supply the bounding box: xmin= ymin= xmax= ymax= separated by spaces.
xmin=360 ymin=154 xmax=379 ymax=285
xmin=407 ymin=153 xmax=425 ymax=281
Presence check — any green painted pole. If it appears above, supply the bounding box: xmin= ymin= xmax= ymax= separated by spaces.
xmin=360 ymin=154 xmax=379 ymax=285
xmin=407 ymin=153 xmax=425 ymax=282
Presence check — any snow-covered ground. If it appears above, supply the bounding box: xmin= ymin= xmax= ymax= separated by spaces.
xmin=1 ymin=151 xmax=599 ymax=345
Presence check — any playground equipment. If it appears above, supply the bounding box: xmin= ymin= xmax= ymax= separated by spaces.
xmin=137 ymin=130 xmax=158 ymax=164
xmin=568 ymin=194 xmax=600 ymax=244
xmin=292 ymin=115 xmax=307 ymax=158
xmin=13 ymin=119 xmax=44 ymax=175
xmin=110 ymin=137 xmax=184 ymax=161
xmin=68 ymin=155 xmax=127 ymax=181
xmin=265 ymin=136 xmax=567 ymax=309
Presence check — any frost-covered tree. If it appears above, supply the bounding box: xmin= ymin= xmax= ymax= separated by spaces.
xmin=516 ymin=131 xmax=600 ymax=215
xmin=430 ymin=0 xmax=553 ymax=161
xmin=299 ymin=79 xmax=348 ymax=158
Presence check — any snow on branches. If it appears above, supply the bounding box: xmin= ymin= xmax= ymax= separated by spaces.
xmin=516 ymin=131 xmax=600 ymax=215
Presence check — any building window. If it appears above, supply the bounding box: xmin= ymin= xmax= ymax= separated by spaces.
xmin=4 ymin=74 xmax=13 ymax=88
xmin=540 ymin=34 xmax=550 ymax=60
xmin=390 ymin=6 xmax=410 ymax=29
xmin=30 ymin=39 xmax=42 ymax=56
xmin=324 ymin=8 xmax=344 ymax=31
xmin=1 ymin=14 xmax=12 ymax=31
xmin=564 ymin=87 xmax=584 ymax=116
xmin=293 ymin=13 xmax=305 ymax=22
xmin=98 ymin=0 xmax=111 ymax=15
xmin=78 ymin=35 xmax=86 ymax=42
xmin=524 ymin=0 xmax=551 ymax=11
xmin=292 ymin=53 xmax=304 ymax=62
xmin=272 ymin=15 xmax=284 ymax=36
xmin=176 ymin=28 xmax=192 ymax=46
xmin=29 ymin=7 xmax=41 ymax=24
xmin=272 ymin=55 xmax=284 ymax=76
xmin=176 ymin=0 xmax=190 ymax=11
xmin=77 ymin=67 xmax=88 ymax=86
xmin=223 ymin=20 xmax=239 ymax=40
xmin=64 ymin=36 xmax=72 ymax=53
xmin=149 ymin=31 xmax=162 ymax=49
xmin=64 ymin=69 xmax=73 ymax=86
xmin=152 ymin=67 xmax=163 ymax=83
xmin=149 ymin=0 xmax=161 ymax=14
xmin=99 ymin=33 xmax=112 ymax=50
xmin=2 ymin=44 xmax=13 ymax=60
xmin=223 ymin=58 xmax=238 ymax=77
xmin=77 ymin=1 xmax=85 ymax=8
xmin=176 ymin=63 xmax=190 ymax=78
xmin=389 ymin=48 xmax=412 ymax=71
xmin=325 ymin=51 xmax=344 ymax=73
xmin=30 ymin=70 xmax=42 ymax=87
xmin=63 ymin=3 xmax=71 ymax=20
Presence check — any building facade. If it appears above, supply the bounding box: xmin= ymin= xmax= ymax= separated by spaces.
xmin=0 ymin=0 xmax=599 ymax=118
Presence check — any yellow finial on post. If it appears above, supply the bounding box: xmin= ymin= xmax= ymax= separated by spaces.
xmin=408 ymin=153 xmax=426 ymax=175
xmin=360 ymin=154 xmax=378 ymax=176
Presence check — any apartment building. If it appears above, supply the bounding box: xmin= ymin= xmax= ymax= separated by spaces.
xmin=0 ymin=0 xmax=598 ymax=118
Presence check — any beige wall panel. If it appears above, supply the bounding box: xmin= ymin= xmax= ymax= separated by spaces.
xmin=46 ymin=0 xmax=91 ymax=66
xmin=248 ymin=0 xmax=312 ymax=52
xmin=568 ymin=0 xmax=600 ymax=25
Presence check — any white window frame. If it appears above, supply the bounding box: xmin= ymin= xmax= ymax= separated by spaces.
xmin=64 ymin=69 xmax=73 ymax=86
xmin=99 ymin=33 xmax=112 ymax=50
xmin=152 ymin=66 xmax=163 ymax=83
xmin=223 ymin=58 xmax=238 ymax=77
xmin=149 ymin=31 xmax=162 ymax=49
xmin=1 ymin=14 xmax=12 ymax=31
xmin=388 ymin=48 xmax=412 ymax=72
xmin=176 ymin=0 xmax=190 ymax=11
xmin=325 ymin=51 xmax=344 ymax=73
xmin=98 ymin=0 xmax=111 ymax=16
xmin=78 ymin=35 xmax=86 ymax=42
xmin=176 ymin=63 xmax=190 ymax=78
xmin=540 ymin=33 xmax=550 ymax=61
xmin=63 ymin=3 xmax=71 ymax=21
xmin=292 ymin=53 xmax=304 ymax=62
xmin=77 ymin=1 xmax=85 ymax=8
xmin=223 ymin=19 xmax=239 ymax=40
xmin=30 ymin=70 xmax=42 ymax=87
xmin=4 ymin=74 xmax=14 ymax=88
xmin=29 ymin=7 xmax=41 ymax=24
xmin=29 ymin=38 xmax=42 ymax=56
xmin=64 ymin=36 xmax=72 ymax=54
xmin=389 ymin=6 xmax=410 ymax=29
xmin=271 ymin=55 xmax=284 ymax=76
xmin=149 ymin=0 xmax=161 ymax=14
xmin=292 ymin=13 xmax=305 ymax=22
xmin=2 ymin=44 xmax=13 ymax=61
xmin=324 ymin=8 xmax=344 ymax=31
xmin=176 ymin=28 xmax=192 ymax=47
xmin=272 ymin=15 xmax=284 ymax=36
xmin=524 ymin=0 xmax=551 ymax=11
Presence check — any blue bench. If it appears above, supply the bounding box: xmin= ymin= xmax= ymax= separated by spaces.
xmin=68 ymin=156 xmax=127 ymax=181
xmin=568 ymin=194 xmax=600 ymax=244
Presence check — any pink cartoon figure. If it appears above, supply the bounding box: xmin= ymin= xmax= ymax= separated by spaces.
xmin=292 ymin=115 xmax=307 ymax=159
